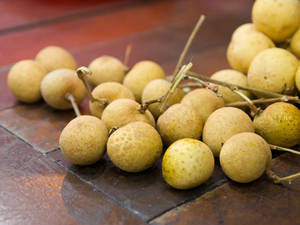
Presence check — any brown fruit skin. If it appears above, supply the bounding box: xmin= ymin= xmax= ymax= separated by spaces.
xmin=220 ymin=132 xmax=270 ymax=183
xmin=107 ymin=122 xmax=162 ymax=173
xmin=123 ymin=60 xmax=166 ymax=102
xmin=248 ymin=48 xmax=299 ymax=96
xmin=254 ymin=102 xmax=300 ymax=147
xmin=89 ymin=82 xmax=135 ymax=118
xmin=7 ymin=60 xmax=47 ymax=103
xmin=88 ymin=56 xmax=128 ymax=86
xmin=162 ymin=138 xmax=215 ymax=190
xmin=157 ymin=104 xmax=203 ymax=146
xmin=227 ymin=23 xmax=275 ymax=73
xmin=211 ymin=69 xmax=252 ymax=103
xmin=101 ymin=99 xmax=155 ymax=130
xmin=181 ymin=88 xmax=224 ymax=123
xmin=252 ymin=0 xmax=300 ymax=43
xmin=290 ymin=27 xmax=300 ymax=58
xmin=35 ymin=46 xmax=77 ymax=72
xmin=203 ymin=107 xmax=254 ymax=157
xmin=142 ymin=79 xmax=185 ymax=119
xmin=59 ymin=115 xmax=108 ymax=166
xmin=41 ymin=69 xmax=86 ymax=110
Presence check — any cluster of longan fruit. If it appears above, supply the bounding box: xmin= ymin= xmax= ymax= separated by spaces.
xmin=7 ymin=0 xmax=300 ymax=190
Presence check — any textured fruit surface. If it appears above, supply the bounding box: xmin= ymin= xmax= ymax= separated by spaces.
xmin=101 ymin=98 xmax=155 ymax=130
xmin=88 ymin=56 xmax=128 ymax=86
xmin=123 ymin=60 xmax=165 ymax=102
xmin=142 ymin=79 xmax=185 ymax=118
xmin=157 ymin=104 xmax=202 ymax=146
xmin=181 ymin=88 xmax=224 ymax=123
xmin=203 ymin=107 xmax=254 ymax=157
xmin=254 ymin=102 xmax=300 ymax=147
xmin=35 ymin=46 xmax=77 ymax=72
xmin=41 ymin=69 xmax=86 ymax=110
xmin=252 ymin=0 xmax=300 ymax=42
xmin=59 ymin=115 xmax=108 ymax=165
xmin=227 ymin=23 xmax=274 ymax=73
xmin=107 ymin=122 xmax=163 ymax=172
xmin=291 ymin=27 xmax=300 ymax=58
xmin=248 ymin=48 xmax=299 ymax=96
xmin=7 ymin=60 xmax=47 ymax=103
xmin=89 ymin=82 xmax=135 ymax=118
xmin=211 ymin=69 xmax=251 ymax=103
xmin=162 ymin=138 xmax=215 ymax=190
xmin=220 ymin=132 xmax=270 ymax=183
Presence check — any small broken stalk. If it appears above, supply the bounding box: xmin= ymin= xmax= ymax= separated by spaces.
xmin=266 ymin=169 xmax=300 ymax=184
xmin=160 ymin=63 xmax=193 ymax=112
xmin=123 ymin=44 xmax=132 ymax=67
xmin=65 ymin=93 xmax=81 ymax=117
xmin=269 ymin=144 xmax=300 ymax=156
xmin=76 ymin=66 xmax=108 ymax=106
xmin=172 ymin=15 xmax=205 ymax=77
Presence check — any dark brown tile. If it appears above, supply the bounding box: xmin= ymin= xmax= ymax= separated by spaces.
xmin=0 ymin=103 xmax=77 ymax=152
xmin=151 ymin=153 xmax=300 ymax=225
xmin=0 ymin=126 xmax=145 ymax=225
xmin=48 ymin=149 xmax=228 ymax=222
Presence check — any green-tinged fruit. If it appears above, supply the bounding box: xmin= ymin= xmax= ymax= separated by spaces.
xmin=254 ymin=102 xmax=300 ymax=147
xmin=162 ymin=138 xmax=215 ymax=189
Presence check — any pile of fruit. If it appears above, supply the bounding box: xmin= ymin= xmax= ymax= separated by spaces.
xmin=7 ymin=0 xmax=300 ymax=190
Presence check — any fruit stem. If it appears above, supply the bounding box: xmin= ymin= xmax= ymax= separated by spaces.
xmin=172 ymin=15 xmax=205 ymax=77
xmin=124 ymin=44 xmax=132 ymax=67
xmin=266 ymin=169 xmax=300 ymax=184
xmin=108 ymin=127 xmax=119 ymax=136
xmin=232 ymin=89 xmax=261 ymax=117
xmin=226 ymin=96 xmax=300 ymax=107
xmin=186 ymin=71 xmax=292 ymax=99
xmin=76 ymin=66 xmax=108 ymax=106
xmin=184 ymin=75 xmax=222 ymax=97
xmin=269 ymin=144 xmax=300 ymax=156
xmin=139 ymin=96 xmax=165 ymax=114
xmin=160 ymin=62 xmax=193 ymax=112
xmin=65 ymin=93 xmax=81 ymax=117
xmin=179 ymin=82 xmax=203 ymax=89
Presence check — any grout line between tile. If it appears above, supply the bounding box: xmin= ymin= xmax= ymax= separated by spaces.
xmin=147 ymin=178 xmax=229 ymax=224
xmin=0 ymin=0 xmax=162 ymax=36
xmin=0 ymin=123 xmax=58 ymax=155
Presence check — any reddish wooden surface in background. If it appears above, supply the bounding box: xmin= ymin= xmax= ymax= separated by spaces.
xmin=0 ymin=0 xmax=299 ymax=224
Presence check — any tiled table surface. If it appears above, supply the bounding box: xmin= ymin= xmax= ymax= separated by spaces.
xmin=0 ymin=0 xmax=299 ymax=224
